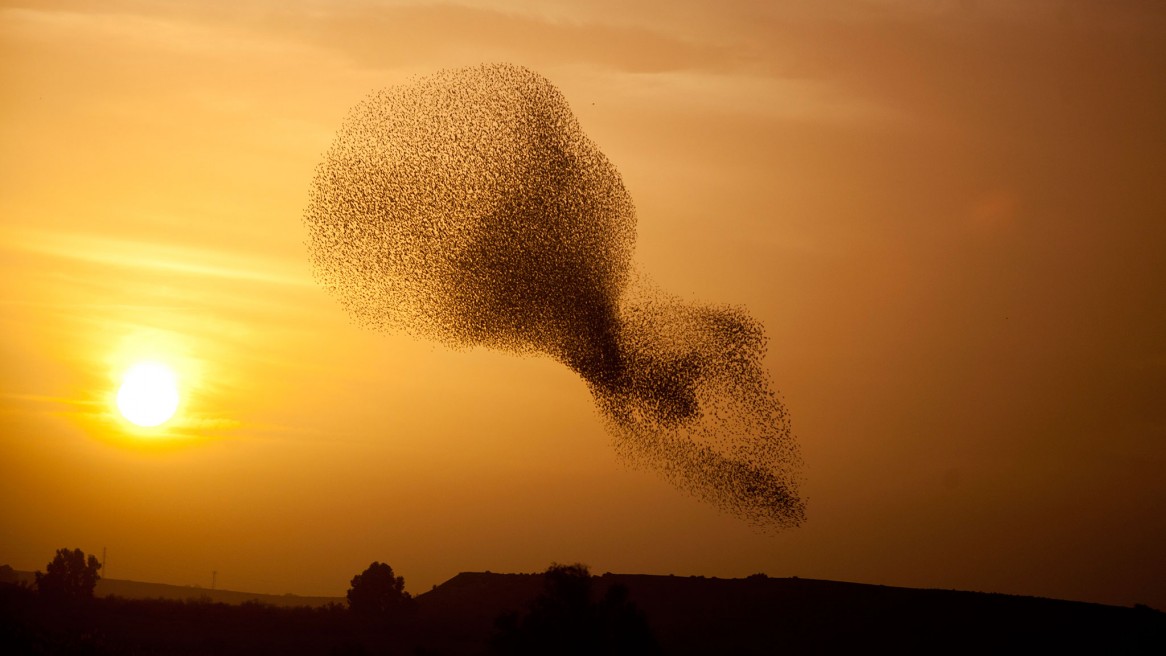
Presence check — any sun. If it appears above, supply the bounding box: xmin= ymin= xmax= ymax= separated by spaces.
xmin=117 ymin=361 xmax=180 ymax=427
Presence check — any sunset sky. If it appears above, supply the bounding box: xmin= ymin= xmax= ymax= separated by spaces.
xmin=2 ymin=0 xmax=1164 ymax=609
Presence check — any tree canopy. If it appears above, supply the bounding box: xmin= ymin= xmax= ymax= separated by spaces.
xmin=492 ymin=563 xmax=659 ymax=655
xmin=35 ymin=548 xmax=102 ymax=602
xmin=346 ymin=561 xmax=414 ymax=621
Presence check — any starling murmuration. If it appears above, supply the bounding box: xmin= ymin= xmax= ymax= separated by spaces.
xmin=304 ymin=64 xmax=804 ymax=527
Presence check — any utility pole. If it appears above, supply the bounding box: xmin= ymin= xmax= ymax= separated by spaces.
xmin=212 ymin=570 xmax=217 ymax=591
xmin=102 ymin=547 xmax=107 ymax=579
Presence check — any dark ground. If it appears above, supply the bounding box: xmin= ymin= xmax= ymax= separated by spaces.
xmin=2 ymin=571 xmax=1163 ymax=655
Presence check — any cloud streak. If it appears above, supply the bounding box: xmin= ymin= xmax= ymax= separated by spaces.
xmin=1 ymin=228 xmax=310 ymax=288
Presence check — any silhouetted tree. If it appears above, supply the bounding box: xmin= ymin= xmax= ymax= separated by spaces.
xmin=35 ymin=548 xmax=101 ymax=603
xmin=492 ymin=563 xmax=659 ymax=655
xmin=347 ymin=562 xmax=414 ymax=622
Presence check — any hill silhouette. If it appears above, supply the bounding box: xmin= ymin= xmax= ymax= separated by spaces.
xmin=3 ymin=569 xmax=341 ymax=608
xmin=3 ymin=567 xmax=1162 ymax=654
xmin=412 ymin=571 xmax=1164 ymax=655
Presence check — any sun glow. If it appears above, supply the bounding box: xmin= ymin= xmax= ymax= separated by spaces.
xmin=117 ymin=361 xmax=180 ymax=427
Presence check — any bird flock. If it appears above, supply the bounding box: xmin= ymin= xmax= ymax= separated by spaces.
xmin=303 ymin=64 xmax=804 ymax=527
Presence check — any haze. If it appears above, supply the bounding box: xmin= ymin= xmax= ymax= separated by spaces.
xmin=1 ymin=0 xmax=1163 ymax=611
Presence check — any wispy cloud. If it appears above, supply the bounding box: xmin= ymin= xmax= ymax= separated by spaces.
xmin=0 ymin=227 xmax=311 ymax=288
xmin=0 ymin=5 xmax=313 ymax=59
xmin=591 ymin=69 xmax=902 ymax=124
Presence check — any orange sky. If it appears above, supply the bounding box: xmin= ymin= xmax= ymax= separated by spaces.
xmin=2 ymin=0 xmax=1164 ymax=609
